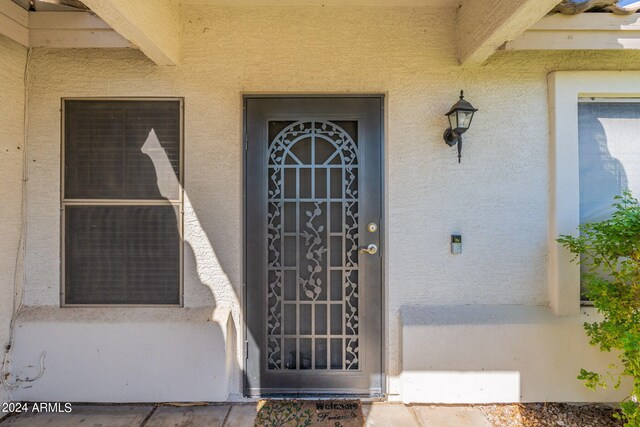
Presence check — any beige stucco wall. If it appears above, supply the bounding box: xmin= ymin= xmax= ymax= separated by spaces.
xmin=9 ymin=5 xmax=640 ymax=402
xmin=0 ymin=35 xmax=26 ymax=405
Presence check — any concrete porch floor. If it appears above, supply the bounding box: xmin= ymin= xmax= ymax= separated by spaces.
xmin=0 ymin=402 xmax=493 ymax=426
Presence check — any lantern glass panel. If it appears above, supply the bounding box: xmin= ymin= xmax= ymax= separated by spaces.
xmin=447 ymin=111 xmax=458 ymax=130
xmin=457 ymin=110 xmax=474 ymax=131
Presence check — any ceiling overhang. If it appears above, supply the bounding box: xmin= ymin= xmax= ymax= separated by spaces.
xmin=4 ymin=0 xmax=640 ymax=66
xmin=457 ymin=0 xmax=561 ymax=65
xmin=79 ymin=0 xmax=180 ymax=65
xmin=0 ymin=0 xmax=131 ymax=49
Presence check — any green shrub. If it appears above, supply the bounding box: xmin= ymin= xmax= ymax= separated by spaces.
xmin=558 ymin=192 xmax=640 ymax=426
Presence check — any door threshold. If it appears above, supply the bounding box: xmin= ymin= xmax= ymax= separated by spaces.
xmin=248 ymin=392 xmax=385 ymax=400
xmin=256 ymin=395 xmax=373 ymax=399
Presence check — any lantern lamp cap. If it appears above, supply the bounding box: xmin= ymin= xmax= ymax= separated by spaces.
xmin=445 ymin=90 xmax=478 ymax=117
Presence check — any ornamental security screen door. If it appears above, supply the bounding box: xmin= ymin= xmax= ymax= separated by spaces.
xmin=245 ymin=97 xmax=383 ymax=396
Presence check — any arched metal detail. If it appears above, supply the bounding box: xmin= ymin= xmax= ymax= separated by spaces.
xmin=268 ymin=121 xmax=358 ymax=166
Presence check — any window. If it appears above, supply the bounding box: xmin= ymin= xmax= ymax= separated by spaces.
xmin=62 ymin=99 xmax=183 ymax=305
xmin=578 ymin=99 xmax=640 ymax=300
xmin=548 ymin=71 xmax=640 ymax=315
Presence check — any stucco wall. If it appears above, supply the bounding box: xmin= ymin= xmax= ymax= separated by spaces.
xmin=10 ymin=6 xmax=640 ymax=402
xmin=0 ymin=35 xmax=26 ymax=405
xmin=400 ymin=306 xmax=630 ymax=403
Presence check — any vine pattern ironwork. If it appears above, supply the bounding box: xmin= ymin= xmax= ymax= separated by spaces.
xmin=266 ymin=120 xmax=360 ymax=371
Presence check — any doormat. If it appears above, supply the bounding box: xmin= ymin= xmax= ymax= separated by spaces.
xmin=255 ymin=400 xmax=364 ymax=427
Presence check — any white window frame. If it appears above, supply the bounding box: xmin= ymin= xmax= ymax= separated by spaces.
xmin=548 ymin=72 xmax=640 ymax=315
xmin=60 ymin=97 xmax=185 ymax=307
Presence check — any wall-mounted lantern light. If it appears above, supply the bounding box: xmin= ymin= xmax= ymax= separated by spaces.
xmin=444 ymin=90 xmax=478 ymax=163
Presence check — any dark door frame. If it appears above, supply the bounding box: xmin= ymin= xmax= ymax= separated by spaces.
xmin=242 ymin=94 xmax=386 ymax=398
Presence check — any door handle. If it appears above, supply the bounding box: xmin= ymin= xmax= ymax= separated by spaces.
xmin=360 ymin=244 xmax=378 ymax=255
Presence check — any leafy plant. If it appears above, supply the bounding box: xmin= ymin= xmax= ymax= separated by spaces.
xmin=558 ymin=192 xmax=640 ymax=426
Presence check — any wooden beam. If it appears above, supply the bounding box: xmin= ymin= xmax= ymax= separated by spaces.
xmin=0 ymin=0 xmax=29 ymax=47
xmin=29 ymin=28 xmax=132 ymax=48
xmin=80 ymin=0 xmax=180 ymax=65
xmin=28 ymin=11 xmax=112 ymax=29
xmin=505 ymin=31 xmax=640 ymax=51
xmin=0 ymin=1 xmax=28 ymax=27
xmin=0 ymin=5 xmax=135 ymax=50
xmin=457 ymin=0 xmax=560 ymax=65
xmin=528 ymin=13 xmax=640 ymax=31
xmin=27 ymin=11 xmax=133 ymax=48
xmin=505 ymin=14 xmax=640 ymax=51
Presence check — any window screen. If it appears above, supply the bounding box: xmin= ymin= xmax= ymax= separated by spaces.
xmin=63 ymin=100 xmax=182 ymax=305
xmin=578 ymin=100 xmax=640 ymax=298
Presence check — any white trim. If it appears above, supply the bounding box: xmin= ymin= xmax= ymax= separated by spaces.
xmin=529 ymin=13 xmax=640 ymax=31
xmin=579 ymin=97 xmax=640 ymax=103
xmin=507 ymin=14 xmax=640 ymax=51
xmin=547 ymin=71 xmax=640 ymax=315
xmin=29 ymin=28 xmax=132 ymax=49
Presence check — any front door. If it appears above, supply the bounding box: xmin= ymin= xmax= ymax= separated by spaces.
xmin=245 ymin=97 xmax=383 ymax=396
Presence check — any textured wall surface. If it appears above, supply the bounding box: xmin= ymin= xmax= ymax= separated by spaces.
xmin=11 ymin=307 xmax=233 ymax=402
xmin=0 ymin=35 xmax=26 ymax=405
xmin=12 ymin=5 xmax=640 ymax=402
xmin=400 ymin=306 xmax=630 ymax=403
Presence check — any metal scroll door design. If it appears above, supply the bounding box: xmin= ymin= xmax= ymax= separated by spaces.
xmin=266 ymin=121 xmax=360 ymax=372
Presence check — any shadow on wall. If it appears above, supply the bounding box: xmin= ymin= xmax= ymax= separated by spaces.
xmin=7 ymin=103 xmax=247 ymax=402
xmin=142 ymin=128 xmax=244 ymax=399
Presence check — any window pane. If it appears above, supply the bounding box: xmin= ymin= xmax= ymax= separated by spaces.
xmin=578 ymin=101 xmax=640 ymax=298
xmin=578 ymin=102 xmax=640 ymax=224
xmin=65 ymin=205 xmax=181 ymax=305
xmin=65 ymin=101 xmax=181 ymax=200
